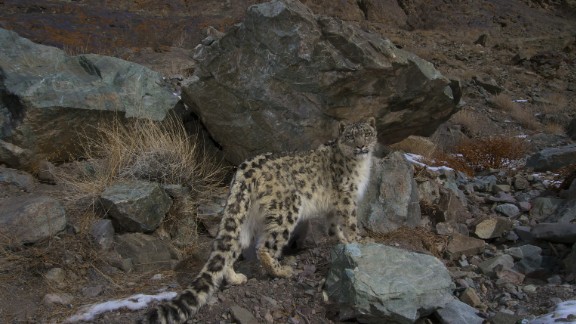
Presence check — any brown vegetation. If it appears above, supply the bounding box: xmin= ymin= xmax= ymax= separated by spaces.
xmin=431 ymin=136 xmax=528 ymax=175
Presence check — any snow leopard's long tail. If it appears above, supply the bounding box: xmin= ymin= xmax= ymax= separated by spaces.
xmin=138 ymin=164 xmax=258 ymax=324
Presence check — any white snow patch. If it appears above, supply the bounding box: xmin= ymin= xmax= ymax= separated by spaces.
xmin=529 ymin=300 xmax=576 ymax=323
xmin=513 ymin=99 xmax=529 ymax=103
xmin=65 ymin=291 xmax=177 ymax=323
xmin=403 ymin=153 xmax=454 ymax=172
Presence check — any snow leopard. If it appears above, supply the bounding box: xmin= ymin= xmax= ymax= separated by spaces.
xmin=140 ymin=117 xmax=377 ymax=324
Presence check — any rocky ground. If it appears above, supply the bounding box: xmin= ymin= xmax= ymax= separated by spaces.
xmin=1 ymin=0 xmax=576 ymax=323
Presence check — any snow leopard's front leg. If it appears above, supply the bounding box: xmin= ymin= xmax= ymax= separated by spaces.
xmin=330 ymin=194 xmax=359 ymax=244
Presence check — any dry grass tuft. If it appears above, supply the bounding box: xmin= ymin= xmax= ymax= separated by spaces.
xmin=431 ymin=136 xmax=528 ymax=175
xmin=449 ymin=108 xmax=497 ymax=137
xmin=57 ymin=116 xmax=224 ymax=203
xmin=491 ymin=93 xmax=518 ymax=112
xmin=542 ymin=122 xmax=566 ymax=135
xmin=491 ymin=94 xmax=541 ymax=130
xmin=390 ymin=136 xmax=437 ymax=159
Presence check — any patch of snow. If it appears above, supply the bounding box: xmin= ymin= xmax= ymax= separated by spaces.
xmin=513 ymin=99 xmax=529 ymax=103
xmin=403 ymin=153 xmax=454 ymax=172
xmin=528 ymin=300 xmax=576 ymax=323
xmin=65 ymin=291 xmax=177 ymax=323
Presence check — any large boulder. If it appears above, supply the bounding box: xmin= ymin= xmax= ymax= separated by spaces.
xmin=0 ymin=28 xmax=179 ymax=169
xmin=358 ymin=152 xmax=421 ymax=234
xmin=525 ymin=144 xmax=576 ymax=171
xmin=324 ymin=243 xmax=454 ymax=323
xmin=0 ymin=195 xmax=67 ymax=244
xmin=183 ymin=0 xmax=460 ymax=164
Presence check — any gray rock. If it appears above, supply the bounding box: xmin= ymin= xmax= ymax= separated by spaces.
xmin=505 ymin=245 xmax=543 ymax=274
xmin=495 ymin=203 xmax=520 ymax=217
xmin=0 ymin=195 xmax=66 ymax=244
xmin=518 ymin=201 xmax=532 ymax=212
xmin=115 ymin=233 xmax=177 ymax=272
xmin=459 ymin=287 xmax=484 ymax=308
xmin=0 ymin=28 xmax=178 ymax=169
xmin=513 ymin=226 xmax=535 ymax=242
xmin=435 ymin=298 xmax=483 ymax=324
xmin=0 ymin=166 xmax=36 ymax=192
xmin=556 ymin=200 xmax=576 ymax=223
xmin=567 ymin=117 xmax=576 ymax=140
xmin=513 ymin=175 xmax=530 ymax=191
xmin=490 ymin=311 xmax=524 ymax=324
xmin=530 ymin=197 xmax=564 ymax=221
xmin=526 ymin=144 xmax=576 ymax=171
xmin=230 ymin=305 xmax=259 ymax=324
xmin=446 ymin=233 xmax=486 ymax=260
xmin=358 ymin=153 xmax=420 ymax=234
xmin=479 ymin=254 xmax=514 ymax=276
xmin=325 ymin=243 xmax=454 ymax=323
xmin=100 ymin=180 xmax=172 ymax=233
xmin=43 ymin=293 xmax=74 ymax=306
xmin=474 ymin=217 xmax=513 ymax=239
xmin=472 ymin=175 xmax=497 ymax=192
xmin=183 ymin=0 xmax=460 ymax=165
xmin=564 ymin=243 xmax=576 ymax=275
xmin=531 ymin=223 xmax=576 ymax=243
xmin=81 ymin=285 xmax=104 ymax=298
xmin=45 ymin=268 xmax=67 ymax=288
xmin=488 ymin=192 xmax=517 ymax=204
xmin=90 ymin=219 xmax=115 ymax=250
xmin=474 ymin=75 xmax=504 ymax=95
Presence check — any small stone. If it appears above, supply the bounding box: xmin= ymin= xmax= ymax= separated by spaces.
xmin=447 ymin=234 xmax=486 ymax=260
xmin=436 ymin=298 xmax=483 ymax=324
xmin=518 ymin=201 xmax=531 ymax=212
xmin=496 ymin=268 xmax=525 ymax=285
xmin=43 ymin=293 xmax=74 ymax=306
xmin=490 ymin=311 xmax=524 ymax=324
xmin=513 ymin=176 xmax=530 ymax=191
xmin=45 ymin=268 xmax=67 ymax=288
xmin=459 ymin=287 xmax=483 ymax=308
xmin=230 ymin=305 xmax=258 ymax=324
xmin=547 ymin=274 xmax=562 ymax=284
xmin=90 ymin=219 xmax=115 ymax=250
xmin=493 ymin=184 xmax=511 ymax=193
xmin=264 ymin=310 xmax=274 ymax=323
xmin=475 ymin=217 xmax=513 ymax=239
xmin=522 ymin=285 xmax=537 ymax=293
xmin=495 ymin=204 xmax=520 ymax=217
xmin=479 ymin=255 xmax=514 ymax=276
xmin=81 ymin=285 xmax=103 ymax=297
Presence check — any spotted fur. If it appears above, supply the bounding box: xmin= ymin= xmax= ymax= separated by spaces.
xmin=139 ymin=117 xmax=377 ymax=324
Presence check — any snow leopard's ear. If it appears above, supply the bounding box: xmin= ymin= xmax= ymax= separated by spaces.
xmin=366 ymin=117 xmax=376 ymax=128
xmin=339 ymin=120 xmax=347 ymax=134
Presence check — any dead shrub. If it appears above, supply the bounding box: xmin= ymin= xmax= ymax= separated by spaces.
xmin=432 ymin=136 xmax=528 ymax=175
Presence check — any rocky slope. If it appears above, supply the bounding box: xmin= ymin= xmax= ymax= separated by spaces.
xmin=1 ymin=0 xmax=576 ymax=323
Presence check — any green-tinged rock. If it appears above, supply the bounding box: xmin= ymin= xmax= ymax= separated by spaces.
xmin=0 ymin=28 xmax=179 ymax=168
xmin=324 ymin=243 xmax=454 ymax=323
xmin=100 ymin=180 xmax=172 ymax=233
